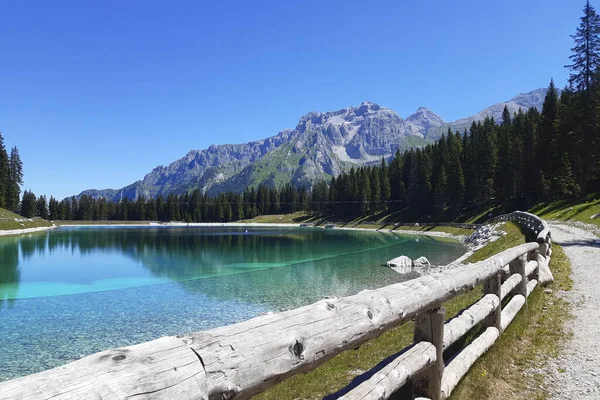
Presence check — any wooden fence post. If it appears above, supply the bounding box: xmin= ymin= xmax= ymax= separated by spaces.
xmin=509 ymin=255 xmax=528 ymax=297
xmin=412 ymin=307 xmax=445 ymax=400
xmin=528 ymin=247 xmax=540 ymax=282
xmin=484 ymin=273 xmax=502 ymax=332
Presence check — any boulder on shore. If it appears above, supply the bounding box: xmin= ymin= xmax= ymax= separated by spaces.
xmin=413 ymin=256 xmax=430 ymax=267
xmin=387 ymin=255 xmax=413 ymax=273
xmin=538 ymin=255 xmax=555 ymax=285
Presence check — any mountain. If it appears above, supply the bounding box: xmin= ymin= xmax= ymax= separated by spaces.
xmin=426 ymin=88 xmax=552 ymax=140
xmin=76 ymin=88 xmax=550 ymax=201
xmin=78 ymin=102 xmax=443 ymax=201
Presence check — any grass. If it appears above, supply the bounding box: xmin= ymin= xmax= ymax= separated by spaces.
xmin=55 ymin=220 xmax=152 ymax=225
xmin=239 ymin=212 xmax=306 ymax=224
xmin=530 ymin=194 xmax=600 ymax=228
xmin=0 ymin=207 xmax=53 ymax=232
xmin=241 ymin=213 xmax=475 ymax=237
xmin=255 ymin=222 xmax=566 ymax=399
xmin=0 ymin=207 xmax=22 ymax=219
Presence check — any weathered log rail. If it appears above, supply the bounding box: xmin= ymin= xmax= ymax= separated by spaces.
xmin=0 ymin=213 xmax=553 ymax=400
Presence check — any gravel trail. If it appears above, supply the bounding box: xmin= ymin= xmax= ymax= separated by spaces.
xmin=544 ymin=223 xmax=600 ymax=399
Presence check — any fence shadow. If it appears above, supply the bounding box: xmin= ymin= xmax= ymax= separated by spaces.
xmin=323 ymin=344 xmax=417 ymax=399
xmin=559 ymin=239 xmax=600 ymax=248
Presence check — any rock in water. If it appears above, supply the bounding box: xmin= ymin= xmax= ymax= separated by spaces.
xmin=387 ymin=255 xmax=413 ymax=273
xmin=413 ymin=256 xmax=430 ymax=267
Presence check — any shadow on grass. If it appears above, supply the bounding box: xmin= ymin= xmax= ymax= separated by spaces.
xmin=323 ymin=344 xmax=416 ymax=400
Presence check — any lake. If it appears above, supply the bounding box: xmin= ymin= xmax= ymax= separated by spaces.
xmin=0 ymin=226 xmax=465 ymax=381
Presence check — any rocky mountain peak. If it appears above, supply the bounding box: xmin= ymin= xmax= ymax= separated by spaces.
xmin=356 ymin=101 xmax=381 ymax=115
xmin=404 ymin=107 xmax=445 ymax=137
xmin=76 ymin=88 xmax=550 ymax=202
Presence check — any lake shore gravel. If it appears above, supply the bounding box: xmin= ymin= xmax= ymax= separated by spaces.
xmin=0 ymin=225 xmax=57 ymax=237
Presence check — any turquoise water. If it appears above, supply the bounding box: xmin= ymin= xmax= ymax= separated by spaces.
xmin=0 ymin=226 xmax=465 ymax=381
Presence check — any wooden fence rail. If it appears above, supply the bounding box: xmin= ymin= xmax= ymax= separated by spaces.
xmin=0 ymin=212 xmax=552 ymax=400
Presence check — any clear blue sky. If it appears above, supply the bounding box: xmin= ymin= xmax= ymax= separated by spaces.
xmin=0 ymin=0 xmax=585 ymax=200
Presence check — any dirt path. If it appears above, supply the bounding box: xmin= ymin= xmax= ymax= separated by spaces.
xmin=543 ymin=223 xmax=600 ymax=399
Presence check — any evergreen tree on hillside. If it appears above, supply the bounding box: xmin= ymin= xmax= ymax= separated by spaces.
xmin=369 ymin=166 xmax=381 ymax=212
xmin=555 ymin=89 xmax=582 ymax=197
xmin=501 ymin=105 xmax=512 ymax=126
xmin=0 ymin=133 xmax=8 ymax=208
xmin=496 ymin=108 xmax=515 ymax=205
xmin=539 ymin=79 xmax=560 ymax=199
xmin=462 ymin=129 xmax=476 ymax=206
xmin=379 ymin=157 xmax=391 ymax=205
xmin=446 ymin=131 xmax=465 ymax=210
xmin=7 ymin=147 xmax=23 ymax=213
xmin=414 ymin=149 xmax=432 ymax=214
xmin=388 ymin=150 xmax=406 ymax=210
xmin=567 ymin=1 xmax=600 ymax=91
xmin=567 ymin=1 xmax=600 ymax=190
xmin=36 ymin=195 xmax=48 ymax=219
xmin=48 ymin=196 xmax=59 ymax=220
xmin=20 ymin=190 xmax=37 ymax=218
xmin=431 ymin=135 xmax=448 ymax=212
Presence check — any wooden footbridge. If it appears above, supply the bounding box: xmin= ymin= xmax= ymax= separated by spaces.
xmin=0 ymin=212 xmax=553 ymax=400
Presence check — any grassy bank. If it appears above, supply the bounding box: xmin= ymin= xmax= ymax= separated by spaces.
xmin=55 ymin=220 xmax=153 ymax=225
xmin=241 ymin=212 xmax=474 ymax=237
xmin=531 ymin=195 xmax=600 ymax=228
xmin=0 ymin=208 xmax=53 ymax=231
xmin=256 ymin=222 xmax=571 ymax=399
xmin=0 ymin=208 xmax=21 ymax=219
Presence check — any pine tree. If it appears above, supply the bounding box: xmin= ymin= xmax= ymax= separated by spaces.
xmin=233 ymin=194 xmax=244 ymax=221
xmin=19 ymin=190 xmax=37 ymax=218
xmin=0 ymin=133 xmax=9 ymax=208
xmin=36 ymin=195 xmax=48 ymax=219
xmin=389 ymin=151 xmax=406 ymax=211
xmin=446 ymin=131 xmax=465 ymax=210
xmin=7 ymin=147 xmax=23 ymax=213
xmin=476 ymin=118 xmax=498 ymax=205
xmin=48 ymin=196 xmax=60 ymax=220
xmin=379 ymin=157 xmax=391 ymax=206
xmin=496 ymin=112 xmax=514 ymax=205
xmin=555 ymin=89 xmax=582 ymax=197
xmin=462 ymin=128 xmax=477 ymax=206
xmin=539 ymin=80 xmax=560 ymax=197
xmin=369 ymin=166 xmax=381 ymax=212
xmin=567 ymin=1 xmax=600 ymax=190
xmin=566 ymin=1 xmax=600 ymax=91
xmin=501 ymin=105 xmax=512 ymax=126
xmin=415 ymin=149 xmax=432 ymax=215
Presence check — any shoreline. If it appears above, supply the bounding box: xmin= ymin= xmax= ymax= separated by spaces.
xmin=334 ymin=225 xmax=468 ymax=241
xmin=0 ymin=225 xmax=58 ymax=237
xmin=57 ymin=221 xmax=468 ymax=241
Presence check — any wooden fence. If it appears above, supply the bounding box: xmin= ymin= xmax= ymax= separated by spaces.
xmin=0 ymin=212 xmax=552 ymax=400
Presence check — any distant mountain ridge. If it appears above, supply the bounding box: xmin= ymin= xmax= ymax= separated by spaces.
xmin=427 ymin=88 xmax=555 ymax=139
xmin=76 ymin=88 xmax=549 ymax=201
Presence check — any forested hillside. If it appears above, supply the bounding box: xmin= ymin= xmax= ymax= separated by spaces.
xmin=0 ymin=133 xmax=23 ymax=215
